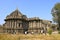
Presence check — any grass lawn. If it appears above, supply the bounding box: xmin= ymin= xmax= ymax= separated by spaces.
xmin=0 ymin=34 xmax=60 ymax=40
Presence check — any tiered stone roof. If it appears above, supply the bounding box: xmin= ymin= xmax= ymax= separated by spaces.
xmin=5 ymin=9 xmax=27 ymax=21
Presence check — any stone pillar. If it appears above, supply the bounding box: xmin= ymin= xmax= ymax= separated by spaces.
xmin=12 ymin=21 xmax=14 ymax=28
xmin=9 ymin=21 xmax=11 ymax=28
xmin=15 ymin=20 xmax=16 ymax=28
xmin=10 ymin=20 xmax=12 ymax=33
xmin=16 ymin=20 xmax=17 ymax=28
xmin=9 ymin=21 xmax=10 ymax=28
xmin=8 ymin=21 xmax=9 ymax=28
xmin=16 ymin=21 xmax=18 ymax=28
xmin=36 ymin=21 xmax=38 ymax=33
xmin=38 ymin=21 xmax=40 ymax=33
xmin=31 ymin=22 xmax=32 ymax=28
xmin=31 ymin=21 xmax=33 ymax=32
xmin=7 ymin=21 xmax=9 ymax=28
xmin=40 ymin=20 xmax=42 ymax=27
xmin=13 ymin=21 xmax=14 ymax=28
xmin=11 ymin=21 xmax=13 ymax=28
xmin=39 ymin=20 xmax=41 ymax=33
xmin=33 ymin=21 xmax=36 ymax=28
xmin=32 ymin=21 xmax=33 ymax=32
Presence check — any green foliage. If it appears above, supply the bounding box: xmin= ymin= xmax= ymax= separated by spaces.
xmin=58 ymin=31 xmax=60 ymax=34
xmin=51 ymin=3 xmax=60 ymax=30
xmin=47 ymin=29 xmax=52 ymax=35
xmin=54 ymin=3 xmax=60 ymax=10
xmin=51 ymin=3 xmax=60 ymax=23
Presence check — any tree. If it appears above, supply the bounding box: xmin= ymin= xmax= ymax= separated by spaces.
xmin=51 ymin=3 xmax=60 ymax=30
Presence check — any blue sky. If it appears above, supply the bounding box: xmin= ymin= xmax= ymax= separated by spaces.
xmin=0 ymin=0 xmax=60 ymax=25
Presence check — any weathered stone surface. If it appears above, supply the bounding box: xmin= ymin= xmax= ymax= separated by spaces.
xmin=0 ymin=9 xmax=53 ymax=34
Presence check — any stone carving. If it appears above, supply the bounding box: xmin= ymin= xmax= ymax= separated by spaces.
xmin=0 ymin=9 xmax=52 ymax=34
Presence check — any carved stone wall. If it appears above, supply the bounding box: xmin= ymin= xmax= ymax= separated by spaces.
xmin=0 ymin=9 xmax=52 ymax=34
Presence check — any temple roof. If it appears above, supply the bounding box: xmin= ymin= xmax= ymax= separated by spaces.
xmin=5 ymin=9 xmax=27 ymax=20
xmin=10 ymin=9 xmax=23 ymax=17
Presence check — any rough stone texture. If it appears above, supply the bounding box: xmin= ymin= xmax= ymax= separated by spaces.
xmin=0 ymin=9 xmax=52 ymax=34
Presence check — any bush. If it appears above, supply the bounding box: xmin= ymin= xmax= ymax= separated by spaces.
xmin=58 ymin=31 xmax=60 ymax=34
xmin=48 ymin=29 xmax=52 ymax=35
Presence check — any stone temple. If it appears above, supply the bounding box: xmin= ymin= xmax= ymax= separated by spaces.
xmin=0 ymin=9 xmax=53 ymax=34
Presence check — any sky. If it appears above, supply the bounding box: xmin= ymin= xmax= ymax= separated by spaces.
xmin=0 ymin=0 xmax=60 ymax=25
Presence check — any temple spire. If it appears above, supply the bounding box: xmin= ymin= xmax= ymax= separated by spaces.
xmin=16 ymin=7 xmax=19 ymax=11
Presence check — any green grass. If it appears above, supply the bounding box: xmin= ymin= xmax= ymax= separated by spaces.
xmin=0 ymin=34 xmax=60 ymax=40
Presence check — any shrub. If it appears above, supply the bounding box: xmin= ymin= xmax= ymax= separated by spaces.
xmin=47 ymin=29 xmax=52 ymax=35
xmin=58 ymin=31 xmax=60 ymax=34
